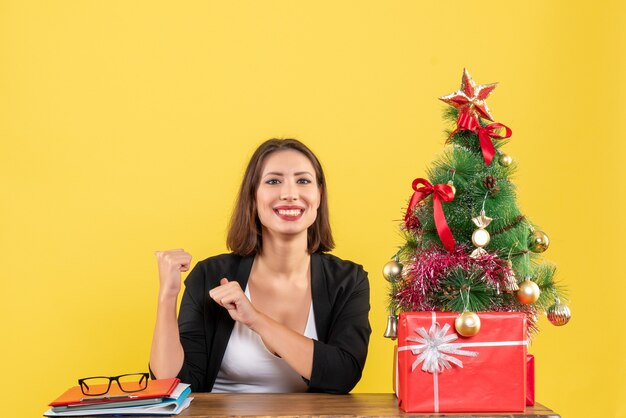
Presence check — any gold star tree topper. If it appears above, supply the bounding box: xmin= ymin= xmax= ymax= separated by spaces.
xmin=439 ymin=68 xmax=498 ymax=122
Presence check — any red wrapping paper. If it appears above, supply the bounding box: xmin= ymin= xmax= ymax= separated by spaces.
xmin=397 ymin=311 xmax=527 ymax=413
xmin=526 ymin=354 xmax=535 ymax=406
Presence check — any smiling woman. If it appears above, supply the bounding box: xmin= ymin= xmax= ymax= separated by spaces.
xmin=149 ymin=139 xmax=371 ymax=394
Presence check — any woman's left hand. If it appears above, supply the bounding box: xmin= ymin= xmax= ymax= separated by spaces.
xmin=209 ymin=279 xmax=259 ymax=327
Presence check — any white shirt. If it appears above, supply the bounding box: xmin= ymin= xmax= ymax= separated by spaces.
xmin=211 ymin=286 xmax=318 ymax=393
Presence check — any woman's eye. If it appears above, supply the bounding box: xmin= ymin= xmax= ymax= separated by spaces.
xmin=266 ymin=179 xmax=281 ymax=185
xmin=297 ymin=178 xmax=312 ymax=184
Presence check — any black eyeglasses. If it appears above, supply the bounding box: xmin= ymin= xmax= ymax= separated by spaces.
xmin=78 ymin=373 xmax=149 ymax=396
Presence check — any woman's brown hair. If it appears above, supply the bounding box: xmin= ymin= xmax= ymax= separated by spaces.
xmin=227 ymin=138 xmax=334 ymax=256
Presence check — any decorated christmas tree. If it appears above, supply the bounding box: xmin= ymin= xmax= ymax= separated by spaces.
xmin=384 ymin=69 xmax=571 ymax=339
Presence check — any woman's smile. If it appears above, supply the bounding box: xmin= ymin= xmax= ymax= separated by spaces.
xmin=274 ymin=206 xmax=305 ymax=220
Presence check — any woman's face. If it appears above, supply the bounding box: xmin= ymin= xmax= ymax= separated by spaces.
xmin=256 ymin=149 xmax=321 ymax=240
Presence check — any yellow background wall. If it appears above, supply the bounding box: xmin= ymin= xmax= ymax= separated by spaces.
xmin=1 ymin=1 xmax=624 ymax=417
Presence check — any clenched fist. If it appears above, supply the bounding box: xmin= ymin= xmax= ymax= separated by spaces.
xmin=209 ymin=279 xmax=259 ymax=328
xmin=154 ymin=249 xmax=192 ymax=299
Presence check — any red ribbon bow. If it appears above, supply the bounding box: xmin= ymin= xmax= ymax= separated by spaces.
xmin=404 ymin=178 xmax=456 ymax=252
xmin=447 ymin=110 xmax=513 ymax=166
xmin=477 ymin=123 xmax=512 ymax=165
xmin=456 ymin=108 xmax=480 ymax=131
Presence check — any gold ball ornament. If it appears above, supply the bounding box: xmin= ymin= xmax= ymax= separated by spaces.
xmin=455 ymin=311 xmax=481 ymax=337
xmin=528 ymin=230 xmax=550 ymax=253
xmin=498 ymin=153 xmax=513 ymax=167
xmin=547 ymin=301 xmax=571 ymax=326
xmin=517 ymin=278 xmax=541 ymax=304
xmin=383 ymin=260 xmax=403 ymax=282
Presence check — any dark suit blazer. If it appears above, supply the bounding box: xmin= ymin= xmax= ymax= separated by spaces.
xmin=175 ymin=252 xmax=371 ymax=394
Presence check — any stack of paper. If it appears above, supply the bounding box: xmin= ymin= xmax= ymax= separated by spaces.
xmin=44 ymin=378 xmax=192 ymax=416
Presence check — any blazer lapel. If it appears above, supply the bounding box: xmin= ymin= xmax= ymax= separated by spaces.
xmin=311 ymin=252 xmax=331 ymax=342
xmin=206 ymin=254 xmax=254 ymax=389
xmin=213 ymin=254 xmax=253 ymax=331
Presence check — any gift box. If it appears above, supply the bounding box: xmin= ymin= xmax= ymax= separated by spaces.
xmin=397 ymin=311 xmax=527 ymax=413
xmin=526 ymin=354 xmax=535 ymax=406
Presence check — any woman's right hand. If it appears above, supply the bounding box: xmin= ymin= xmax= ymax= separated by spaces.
xmin=154 ymin=249 xmax=192 ymax=299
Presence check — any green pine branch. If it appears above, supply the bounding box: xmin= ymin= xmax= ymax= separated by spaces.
xmin=433 ymin=267 xmax=497 ymax=312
